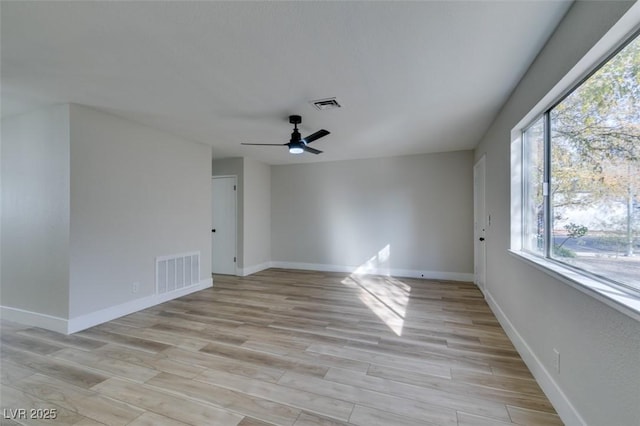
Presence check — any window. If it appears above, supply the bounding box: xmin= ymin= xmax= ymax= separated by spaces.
xmin=521 ymin=32 xmax=640 ymax=294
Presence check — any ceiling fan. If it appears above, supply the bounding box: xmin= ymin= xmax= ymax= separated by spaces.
xmin=242 ymin=115 xmax=330 ymax=155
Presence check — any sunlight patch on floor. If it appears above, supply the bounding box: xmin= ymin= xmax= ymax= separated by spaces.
xmin=342 ymin=245 xmax=411 ymax=336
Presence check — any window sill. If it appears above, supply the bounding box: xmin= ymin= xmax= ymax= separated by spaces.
xmin=508 ymin=250 xmax=640 ymax=322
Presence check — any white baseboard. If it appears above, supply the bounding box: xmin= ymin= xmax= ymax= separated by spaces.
xmin=1 ymin=278 xmax=213 ymax=335
xmin=269 ymin=261 xmax=473 ymax=282
xmin=67 ymin=278 xmax=212 ymax=334
xmin=0 ymin=306 xmax=69 ymax=334
xmin=484 ymin=290 xmax=585 ymax=426
xmin=238 ymin=262 xmax=271 ymax=277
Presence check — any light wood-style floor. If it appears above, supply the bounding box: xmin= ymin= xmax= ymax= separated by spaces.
xmin=1 ymin=269 xmax=562 ymax=425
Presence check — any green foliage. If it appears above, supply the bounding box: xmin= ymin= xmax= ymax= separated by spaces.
xmin=565 ymin=223 xmax=588 ymax=239
xmin=553 ymin=244 xmax=577 ymax=258
xmin=556 ymin=222 xmax=588 ymax=249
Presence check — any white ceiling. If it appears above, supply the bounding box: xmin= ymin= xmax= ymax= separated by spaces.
xmin=1 ymin=1 xmax=572 ymax=165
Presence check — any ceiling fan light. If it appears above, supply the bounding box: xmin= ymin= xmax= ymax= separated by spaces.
xmin=290 ymin=148 xmax=304 ymax=154
xmin=289 ymin=145 xmax=304 ymax=154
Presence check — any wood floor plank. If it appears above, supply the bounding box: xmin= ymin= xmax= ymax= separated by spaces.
xmin=277 ymin=371 xmax=457 ymax=425
xmin=96 ymin=323 xmax=210 ymax=352
xmin=147 ymin=372 xmax=301 ymax=425
xmin=74 ymin=328 xmax=171 ymax=353
xmin=366 ymin=363 xmax=556 ymax=413
xmin=305 ymin=343 xmax=451 ymax=378
xmin=282 ymin=348 xmax=371 ymax=374
xmin=126 ymin=411 xmax=191 ymax=426
xmin=293 ymin=411 xmax=350 ymax=426
xmin=1 ymin=269 xmax=560 ymax=426
xmin=72 ymin=394 xmax=145 ymax=426
xmin=1 ymin=333 xmax=66 ymax=356
xmin=92 ymin=343 xmax=206 ymax=379
xmin=345 ymin=339 xmax=494 ymax=373
xmin=91 ymin=378 xmax=243 ymax=426
xmin=11 ymin=373 xmax=96 ymax=413
xmin=507 ymin=405 xmax=564 ymax=425
xmin=73 ymin=417 xmax=112 ymax=425
xmin=0 ymin=360 xmax=36 ymax=386
xmin=1 ymin=346 xmax=109 ymax=390
xmin=349 ymin=405 xmax=432 ymax=426
xmin=323 ymin=367 xmax=511 ymax=422
xmin=237 ymin=416 xmax=279 ymax=426
xmin=150 ymin=322 xmax=247 ymax=346
xmin=198 ymin=369 xmax=354 ymax=422
xmin=10 ymin=374 xmax=130 ymax=426
xmin=0 ymin=385 xmax=85 ymax=426
xmin=451 ymin=368 xmax=544 ymax=396
xmin=162 ymin=347 xmax=285 ymax=383
xmin=457 ymin=411 xmax=514 ymax=426
xmin=270 ymin=322 xmax=380 ymax=345
xmin=51 ymin=348 xmax=159 ymax=383
xmin=200 ymin=341 xmax=329 ymax=378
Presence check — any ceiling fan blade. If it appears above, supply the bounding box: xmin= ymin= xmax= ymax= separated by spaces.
xmin=302 ymin=129 xmax=330 ymax=144
xmin=303 ymin=145 xmax=323 ymax=155
xmin=241 ymin=143 xmax=286 ymax=146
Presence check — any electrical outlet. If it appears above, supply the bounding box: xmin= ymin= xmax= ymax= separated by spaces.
xmin=553 ymin=348 xmax=560 ymax=373
xmin=132 ymin=282 xmax=140 ymax=294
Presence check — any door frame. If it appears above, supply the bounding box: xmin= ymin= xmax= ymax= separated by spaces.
xmin=473 ymin=155 xmax=487 ymax=294
xmin=212 ymin=175 xmax=238 ymax=276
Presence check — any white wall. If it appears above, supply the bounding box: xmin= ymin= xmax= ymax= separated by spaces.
xmin=243 ymin=157 xmax=271 ymax=274
xmin=68 ymin=105 xmax=212 ymax=319
xmin=271 ymin=151 xmax=473 ymax=280
xmin=1 ymin=105 xmax=71 ymax=320
xmin=474 ymin=2 xmax=639 ymax=425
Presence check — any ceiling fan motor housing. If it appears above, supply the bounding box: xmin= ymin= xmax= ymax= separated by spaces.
xmin=290 ymin=129 xmax=301 ymax=143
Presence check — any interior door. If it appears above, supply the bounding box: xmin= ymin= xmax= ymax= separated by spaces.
xmin=474 ymin=156 xmax=487 ymax=293
xmin=212 ymin=176 xmax=237 ymax=275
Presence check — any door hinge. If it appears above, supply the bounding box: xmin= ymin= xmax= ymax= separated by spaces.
xmin=233 ymin=257 xmax=236 ymax=263
xmin=233 ymin=185 xmax=236 ymax=191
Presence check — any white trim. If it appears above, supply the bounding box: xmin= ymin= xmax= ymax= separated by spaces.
xmin=485 ymin=290 xmax=586 ymax=426
xmin=510 ymin=131 xmax=524 ymax=250
xmin=238 ymin=262 xmax=271 ymax=277
xmin=67 ymin=278 xmax=212 ymax=334
xmin=0 ymin=306 xmax=68 ymax=334
xmin=270 ymin=261 xmax=473 ymax=282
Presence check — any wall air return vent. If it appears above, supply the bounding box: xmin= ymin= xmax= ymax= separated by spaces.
xmin=311 ymin=97 xmax=341 ymax=110
xmin=156 ymin=252 xmax=200 ymax=295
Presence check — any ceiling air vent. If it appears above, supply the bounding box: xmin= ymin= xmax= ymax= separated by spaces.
xmin=311 ymin=97 xmax=341 ymax=111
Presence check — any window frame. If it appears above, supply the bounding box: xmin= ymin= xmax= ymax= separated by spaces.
xmin=521 ymin=116 xmax=546 ymax=256
xmin=510 ymin=11 xmax=640 ymax=321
